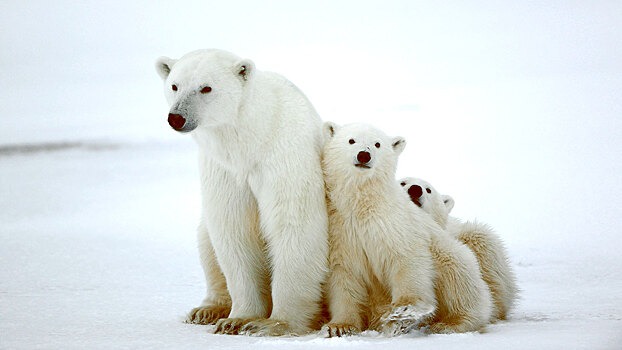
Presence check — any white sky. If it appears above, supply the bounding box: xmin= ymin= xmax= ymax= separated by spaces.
xmin=1 ymin=1 xmax=621 ymax=250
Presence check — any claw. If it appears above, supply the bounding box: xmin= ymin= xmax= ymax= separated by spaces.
xmin=323 ymin=323 xmax=359 ymax=338
xmin=186 ymin=305 xmax=231 ymax=325
xmin=214 ymin=318 xmax=247 ymax=335
xmin=380 ymin=303 xmax=435 ymax=336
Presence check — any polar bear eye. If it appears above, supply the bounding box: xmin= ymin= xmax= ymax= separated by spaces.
xmin=426 ymin=188 xmax=432 ymax=193
xmin=171 ymin=84 xmax=178 ymax=91
xmin=375 ymin=142 xmax=381 ymax=148
xmin=200 ymin=86 xmax=212 ymax=94
xmin=349 ymin=139 xmax=355 ymax=145
xmin=400 ymin=182 xmax=406 ymax=187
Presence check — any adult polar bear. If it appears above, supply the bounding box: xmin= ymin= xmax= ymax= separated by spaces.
xmin=155 ymin=49 xmax=328 ymax=336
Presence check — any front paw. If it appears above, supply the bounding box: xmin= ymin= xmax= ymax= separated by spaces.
xmin=322 ymin=323 xmax=360 ymax=338
xmin=381 ymin=303 xmax=434 ymax=323
xmin=380 ymin=303 xmax=435 ymax=336
xmin=214 ymin=318 xmax=253 ymax=335
xmin=186 ymin=305 xmax=231 ymax=325
xmin=240 ymin=318 xmax=294 ymax=336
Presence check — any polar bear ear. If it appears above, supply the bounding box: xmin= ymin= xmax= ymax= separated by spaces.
xmin=155 ymin=56 xmax=177 ymax=80
xmin=235 ymin=59 xmax=255 ymax=81
xmin=391 ymin=136 xmax=406 ymax=155
xmin=442 ymin=195 xmax=455 ymax=213
xmin=323 ymin=121 xmax=339 ymax=140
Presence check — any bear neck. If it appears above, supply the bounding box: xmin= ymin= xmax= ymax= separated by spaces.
xmin=430 ymin=205 xmax=449 ymax=229
xmin=327 ymin=169 xmax=397 ymax=215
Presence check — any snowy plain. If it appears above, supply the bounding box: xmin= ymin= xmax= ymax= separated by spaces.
xmin=1 ymin=1 xmax=622 ymax=349
xmin=1 ymin=142 xmax=621 ymax=349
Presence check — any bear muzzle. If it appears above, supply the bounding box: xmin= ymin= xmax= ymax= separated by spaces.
xmin=408 ymin=185 xmax=424 ymax=207
xmin=168 ymin=113 xmax=198 ymax=132
xmin=168 ymin=113 xmax=186 ymax=131
xmin=354 ymin=151 xmax=372 ymax=169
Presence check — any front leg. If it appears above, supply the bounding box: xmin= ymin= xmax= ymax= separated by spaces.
xmin=323 ymin=263 xmax=367 ymax=337
xmin=322 ymin=207 xmax=367 ymax=337
xmin=202 ymin=161 xmax=272 ymax=333
xmin=242 ymin=170 xmax=329 ymax=336
xmin=186 ymin=222 xmax=231 ymax=325
xmin=381 ymin=246 xmax=437 ymax=335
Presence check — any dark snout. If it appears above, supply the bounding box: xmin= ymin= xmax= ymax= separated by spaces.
xmin=167 ymin=113 xmax=197 ymax=132
xmin=354 ymin=150 xmax=372 ymax=169
xmin=357 ymin=151 xmax=371 ymax=164
xmin=168 ymin=113 xmax=186 ymax=131
xmin=408 ymin=185 xmax=423 ymax=207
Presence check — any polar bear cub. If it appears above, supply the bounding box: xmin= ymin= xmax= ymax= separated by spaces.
xmin=155 ymin=49 xmax=329 ymax=336
xmin=399 ymin=177 xmax=518 ymax=321
xmin=322 ymin=122 xmax=492 ymax=336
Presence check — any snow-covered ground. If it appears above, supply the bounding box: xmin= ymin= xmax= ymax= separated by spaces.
xmin=1 ymin=1 xmax=621 ymax=349
xmin=1 ymin=141 xmax=620 ymax=349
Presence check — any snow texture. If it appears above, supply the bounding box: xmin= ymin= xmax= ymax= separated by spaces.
xmin=1 ymin=1 xmax=621 ymax=349
xmin=1 ymin=142 xmax=620 ymax=349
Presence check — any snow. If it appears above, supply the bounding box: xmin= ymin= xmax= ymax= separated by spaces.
xmin=1 ymin=1 xmax=622 ymax=349
xmin=1 ymin=142 xmax=620 ymax=349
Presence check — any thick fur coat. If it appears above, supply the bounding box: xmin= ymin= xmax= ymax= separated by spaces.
xmin=322 ymin=123 xmax=492 ymax=336
xmin=399 ymin=177 xmax=518 ymax=321
xmin=156 ymin=49 xmax=328 ymax=335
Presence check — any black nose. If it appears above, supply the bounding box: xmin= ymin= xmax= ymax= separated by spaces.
xmin=408 ymin=185 xmax=423 ymax=207
xmin=357 ymin=151 xmax=371 ymax=164
xmin=168 ymin=113 xmax=186 ymax=130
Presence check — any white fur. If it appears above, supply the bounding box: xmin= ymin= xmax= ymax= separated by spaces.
xmin=322 ymin=123 xmax=493 ymax=336
xmin=399 ymin=177 xmax=519 ymax=321
xmin=322 ymin=122 xmax=438 ymax=336
xmin=156 ymin=49 xmax=328 ymax=335
xmin=397 ymin=177 xmax=493 ymax=333
xmin=399 ymin=177 xmax=454 ymax=228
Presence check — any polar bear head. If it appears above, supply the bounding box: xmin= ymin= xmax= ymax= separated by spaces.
xmin=399 ymin=177 xmax=454 ymax=228
xmin=322 ymin=122 xmax=406 ymax=184
xmin=155 ymin=49 xmax=254 ymax=132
